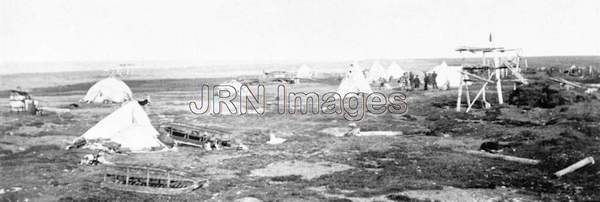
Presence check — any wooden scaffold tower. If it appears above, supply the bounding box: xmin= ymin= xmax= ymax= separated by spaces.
xmin=455 ymin=46 xmax=529 ymax=112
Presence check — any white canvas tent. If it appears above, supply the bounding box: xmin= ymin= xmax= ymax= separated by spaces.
xmin=428 ymin=61 xmax=468 ymax=90
xmin=81 ymin=77 xmax=133 ymax=104
xmin=337 ymin=63 xmax=373 ymax=96
xmin=296 ymin=64 xmax=313 ymax=79
xmin=366 ymin=61 xmax=387 ymax=82
xmin=78 ymin=101 xmax=164 ymax=152
xmin=386 ymin=61 xmax=406 ymax=79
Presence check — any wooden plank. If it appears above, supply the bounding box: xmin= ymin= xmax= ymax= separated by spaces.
xmin=465 ymin=84 xmax=471 ymax=105
xmin=548 ymin=77 xmax=584 ymax=88
xmin=554 ymin=157 xmax=595 ymax=177
xmin=456 ymin=75 xmax=464 ymax=112
xmin=495 ymin=68 xmax=503 ymax=104
xmin=460 ymin=149 xmax=540 ymax=165
xmin=461 ymin=71 xmax=495 ymax=83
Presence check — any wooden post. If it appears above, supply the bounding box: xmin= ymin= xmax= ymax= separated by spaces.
xmin=554 ymin=157 xmax=595 ymax=177
xmin=456 ymin=74 xmax=464 ymax=112
xmin=167 ymin=171 xmax=171 ymax=188
xmin=126 ymin=167 xmax=130 ymax=185
xmin=146 ymin=167 xmax=150 ymax=187
xmin=495 ymin=68 xmax=503 ymax=104
xmin=465 ymin=83 xmax=471 ymax=105
xmin=462 ymin=149 xmax=540 ymax=165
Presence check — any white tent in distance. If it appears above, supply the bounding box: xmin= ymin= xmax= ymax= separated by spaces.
xmin=366 ymin=61 xmax=387 ymax=82
xmin=76 ymin=101 xmax=165 ymax=152
xmin=429 ymin=61 xmax=469 ymax=90
xmin=296 ymin=64 xmax=313 ymax=79
xmin=386 ymin=61 xmax=407 ymax=80
xmin=81 ymin=77 xmax=133 ymax=104
xmin=337 ymin=63 xmax=373 ymax=96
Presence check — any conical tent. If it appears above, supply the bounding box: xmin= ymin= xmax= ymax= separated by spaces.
xmin=81 ymin=77 xmax=133 ymax=104
xmin=386 ymin=61 xmax=406 ymax=79
xmin=366 ymin=61 xmax=387 ymax=82
xmin=428 ymin=61 xmax=467 ymax=90
xmin=337 ymin=64 xmax=373 ymax=96
xmin=296 ymin=64 xmax=313 ymax=79
xmin=78 ymin=101 xmax=164 ymax=152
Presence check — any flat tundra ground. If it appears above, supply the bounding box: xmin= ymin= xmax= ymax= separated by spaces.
xmin=1 ymin=75 xmax=599 ymax=201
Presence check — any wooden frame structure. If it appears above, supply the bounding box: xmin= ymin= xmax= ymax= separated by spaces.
xmin=455 ymin=47 xmax=529 ymax=112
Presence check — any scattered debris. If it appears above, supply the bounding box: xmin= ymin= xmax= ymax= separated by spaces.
xmin=319 ymin=124 xmax=402 ymax=137
xmin=236 ymin=143 xmax=249 ymax=151
xmin=80 ymin=152 xmax=113 ymax=165
xmin=0 ymin=187 xmax=22 ymax=194
xmin=354 ymin=131 xmax=403 ymax=137
xmin=344 ymin=123 xmax=361 ymax=136
xmin=320 ymin=127 xmax=352 ymax=137
xmin=66 ymin=137 xmax=87 ymax=150
xmin=266 ymin=132 xmax=286 ymax=145
xmin=554 ymin=157 xmax=595 ymax=177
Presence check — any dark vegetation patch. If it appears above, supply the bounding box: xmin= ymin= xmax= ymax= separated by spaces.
xmin=508 ymin=82 xmax=592 ymax=108
xmin=270 ymin=175 xmax=303 ymax=182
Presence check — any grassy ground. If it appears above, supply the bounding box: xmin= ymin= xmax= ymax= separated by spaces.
xmin=1 ymin=72 xmax=600 ymax=201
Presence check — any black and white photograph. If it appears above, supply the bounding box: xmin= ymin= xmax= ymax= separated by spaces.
xmin=1 ymin=0 xmax=599 ymax=201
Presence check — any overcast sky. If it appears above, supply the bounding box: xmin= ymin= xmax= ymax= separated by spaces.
xmin=1 ymin=0 xmax=599 ymax=65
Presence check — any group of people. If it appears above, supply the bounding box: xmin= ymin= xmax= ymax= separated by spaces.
xmin=396 ymin=71 xmax=438 ymax=91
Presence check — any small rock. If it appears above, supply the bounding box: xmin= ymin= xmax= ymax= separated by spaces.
xmin=48 ymin=179 xmax=59 ymax=186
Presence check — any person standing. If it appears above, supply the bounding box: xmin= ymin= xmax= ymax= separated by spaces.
xmin=413 ymin=75 xmax=421 ymax=89
xmin=408 ymin=72 xmax=414 ymax=89
xmin=432 ymin=71 xmax=438 ymax=89
xmin=402 ymin=75 xmax=409 ymax=90
xmin=423 ymin=72 xmax=429 ymax=91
